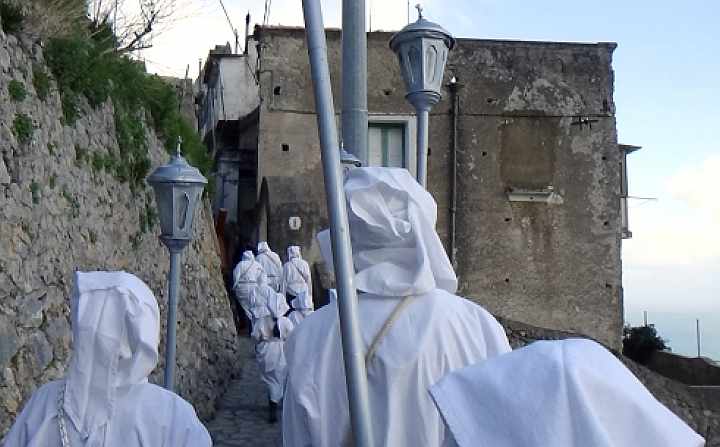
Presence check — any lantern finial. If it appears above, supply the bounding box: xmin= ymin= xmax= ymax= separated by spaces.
xmin=415 ymin=3 xmax=423 ymax=19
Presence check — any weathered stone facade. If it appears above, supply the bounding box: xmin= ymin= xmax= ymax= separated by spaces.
xmin=224 ymin=27 xmax=623 ymax=348
xmin=0 ymin=28 xmax=240 ymax=436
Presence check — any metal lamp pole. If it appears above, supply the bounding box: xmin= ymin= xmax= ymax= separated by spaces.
xmin=301 ymin=1 xmax=374 ymax=446
xmin=147 ymin=139 xmax=207 ymax=392
xmin=161 ymin=239 xmax=185 ymax=391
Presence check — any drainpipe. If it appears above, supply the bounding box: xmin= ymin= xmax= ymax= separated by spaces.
xmin=448 ymin=79 xmax=461 ymax=267
xmin=341 ymin=0 xmax=368 ymax=164
xmin=301 ymin=2 xmax=374 ymax=446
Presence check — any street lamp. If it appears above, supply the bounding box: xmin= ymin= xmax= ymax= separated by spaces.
xmin=390 ymin=4 xmax=455 ymax=187
xmin=147 ymin=138 xmax=207 ymax=391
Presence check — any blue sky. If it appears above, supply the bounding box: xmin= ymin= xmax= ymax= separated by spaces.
xmin=141 ymin=0 xmax=719 ymax=359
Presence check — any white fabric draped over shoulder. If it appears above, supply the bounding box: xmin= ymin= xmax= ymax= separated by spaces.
xmin=256 ymin=242 xmax=283 ymax=291
xmin=318 ymin=167 xmax=457 ymax=296
xmin=3 ymin=271 xmax=211 ymax=447
xmin=430 ymin=339 xmax=706 ymax=447
xmin=283 ymin=168 xmax=511 ymax=447
xmin=281 ymin=246 xmax=312 ymax=299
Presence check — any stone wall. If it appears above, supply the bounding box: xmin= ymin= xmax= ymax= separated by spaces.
xmin=0 ymin=28 xmax=240 ymax=435
xmin=250 ymin=27 xmax=622 ymax=348
xmin=646 ymin=350 xmax=720 ymax=386
xmin=500 ymin=317 xmax=720 ymax=446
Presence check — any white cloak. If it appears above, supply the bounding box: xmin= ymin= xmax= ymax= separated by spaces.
xmin=257 ymin=242 xmax=283 ymax=292
xmin=2 ymin=271 xmax=210 ymax=447
xmin=282 ymin=290 xmax=511 ymax=447
xmin=430 ymin=339 xmax=706 ymax=447
xmin=252 ymin=292 xmax=293 ymax=403
xmin=281 ymin=246 xmax=312 ymax=299
xmin=233 ymin=251 xmax=264 ymax=320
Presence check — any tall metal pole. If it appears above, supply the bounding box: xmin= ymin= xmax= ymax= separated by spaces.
xmin=164 ymin=248 xmax=182 ymax=391
xmin=416 ymin=107 xmax=429 ymax=187
xmin=341 ymin=0 xmax=368 ymax=164
xmin=302 ymin=1 xmax=374 ymax=446
xmin=696 ymin=319 xmax=701 ymax=357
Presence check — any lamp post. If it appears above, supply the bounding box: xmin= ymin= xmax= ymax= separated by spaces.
xmin=147 ymin=138 xmax=207 ymax=392
xmin=390 ymin=5 xmax=455 ymax=188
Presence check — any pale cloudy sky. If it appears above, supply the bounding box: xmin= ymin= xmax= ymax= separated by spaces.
xmin=134 ymin=0 xmax=719 ymax=359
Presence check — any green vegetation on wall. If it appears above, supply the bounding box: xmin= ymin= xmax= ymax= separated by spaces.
xmin=44 ymin=24 xmax=212 ymax=192
xmin=0 ymin=1 xmax=23 ymax=33
xmin=12 ymin=113 xmax=33 ymax=144
xmin=32 ymin=64 xmax=51 ymax=100
xmin=8 ymin=80 xmax=27 ymax=101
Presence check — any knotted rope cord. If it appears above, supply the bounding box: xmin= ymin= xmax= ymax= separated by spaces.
xmin=57 ymin=383 xmax=71 ymax=447
xmin=365 ymin=295 xmax=415 ymax=364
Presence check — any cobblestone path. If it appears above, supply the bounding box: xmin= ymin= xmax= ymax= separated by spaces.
xmin=207 ymin=339 xmax=283 ymax=447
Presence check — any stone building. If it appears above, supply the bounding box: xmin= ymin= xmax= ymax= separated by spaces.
xmin=197 ymin=26 xmax=640 ymax=349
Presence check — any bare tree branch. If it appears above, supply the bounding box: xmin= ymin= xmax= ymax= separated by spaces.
xmin=88 ymin=0 xmax=180 ymax=53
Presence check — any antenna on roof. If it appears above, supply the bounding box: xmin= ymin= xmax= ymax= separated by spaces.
xmin=369 ymin=0 xmax=373 ymax=32
xmin=218 ymin=0 xmax=239 ymax=53
xmin=244 ymin=12 xmax=251 ymax=54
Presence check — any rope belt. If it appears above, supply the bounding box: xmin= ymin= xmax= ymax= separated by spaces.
xmin=342 ymin=295 xmax=415 ymax=446
xmin=365 ymin=296 xmax=414 ymax=365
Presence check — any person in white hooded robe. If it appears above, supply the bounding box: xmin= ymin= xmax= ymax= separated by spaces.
xmin=281 ymin=167 xmax=511 ymax=447
xmin=248 ymin=272 xmax=283 ymax=335
xmin=251 ymin=288 xmax=293 ymax=423
xmin=280 ymin=246 xmax=312 ymax=308
xmin=232 ymin=250 xmax=264 ymax=322
xmin=430 ymin=338 xmax=706 ymax=447
xmin=287 ymin=290 xmax=314 ymax=327
xmin=2 ymin=271 xmax=211 ymax=447
xmin=256 ymin=241 xmax=283 ymax=292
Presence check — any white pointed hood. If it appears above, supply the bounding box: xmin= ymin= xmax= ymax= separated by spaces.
xmin=268 ymin=292 xmax=290 ymax=320
xmin=257 ymin=241 xmax=282 ymax=268
xmin=287 ymin=245 xmax=302 ymax=260
xmin=318 ymin=167 xmax=457 ymax=296
xmin=291 ymin=290 xmax=313 ymax=311
xmin=430 ymin=339 xmax=706 ymax=447
xmin=64 ymin=271 xmax=160 ymax=437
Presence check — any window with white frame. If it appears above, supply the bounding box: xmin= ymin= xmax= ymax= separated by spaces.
xmin=368 ymin=122 xmax=406 ymax=168
xmin=360 ymin=116 xmax=416 ymax=175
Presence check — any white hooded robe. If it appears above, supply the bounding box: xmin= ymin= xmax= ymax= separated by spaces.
xmin=288 ymin=290 xmax=314 ymax=327
xmin=256 ymin=242 xmax=283 ymax=292
xmin=282 ymin=168 xmax=511 ymax=447
xmin=430 ymin=339 xmax=706 ymax=447
xmin=2 ymin=271 xmax=211 ymax=447
xmin=252 ymin=291 xmax=293 ymax=403
xmin=232 ymin=250 xmax=264 ymax=321
xmin=281 ymin=246 xmax=312 ymax=300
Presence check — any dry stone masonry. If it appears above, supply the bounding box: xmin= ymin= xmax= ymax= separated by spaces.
xmin=0 ymin=24 xmax=240 ymax=436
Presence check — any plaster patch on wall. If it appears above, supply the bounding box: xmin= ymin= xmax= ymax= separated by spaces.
xmin=506 ymin=78 xmax=584 ymax=115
